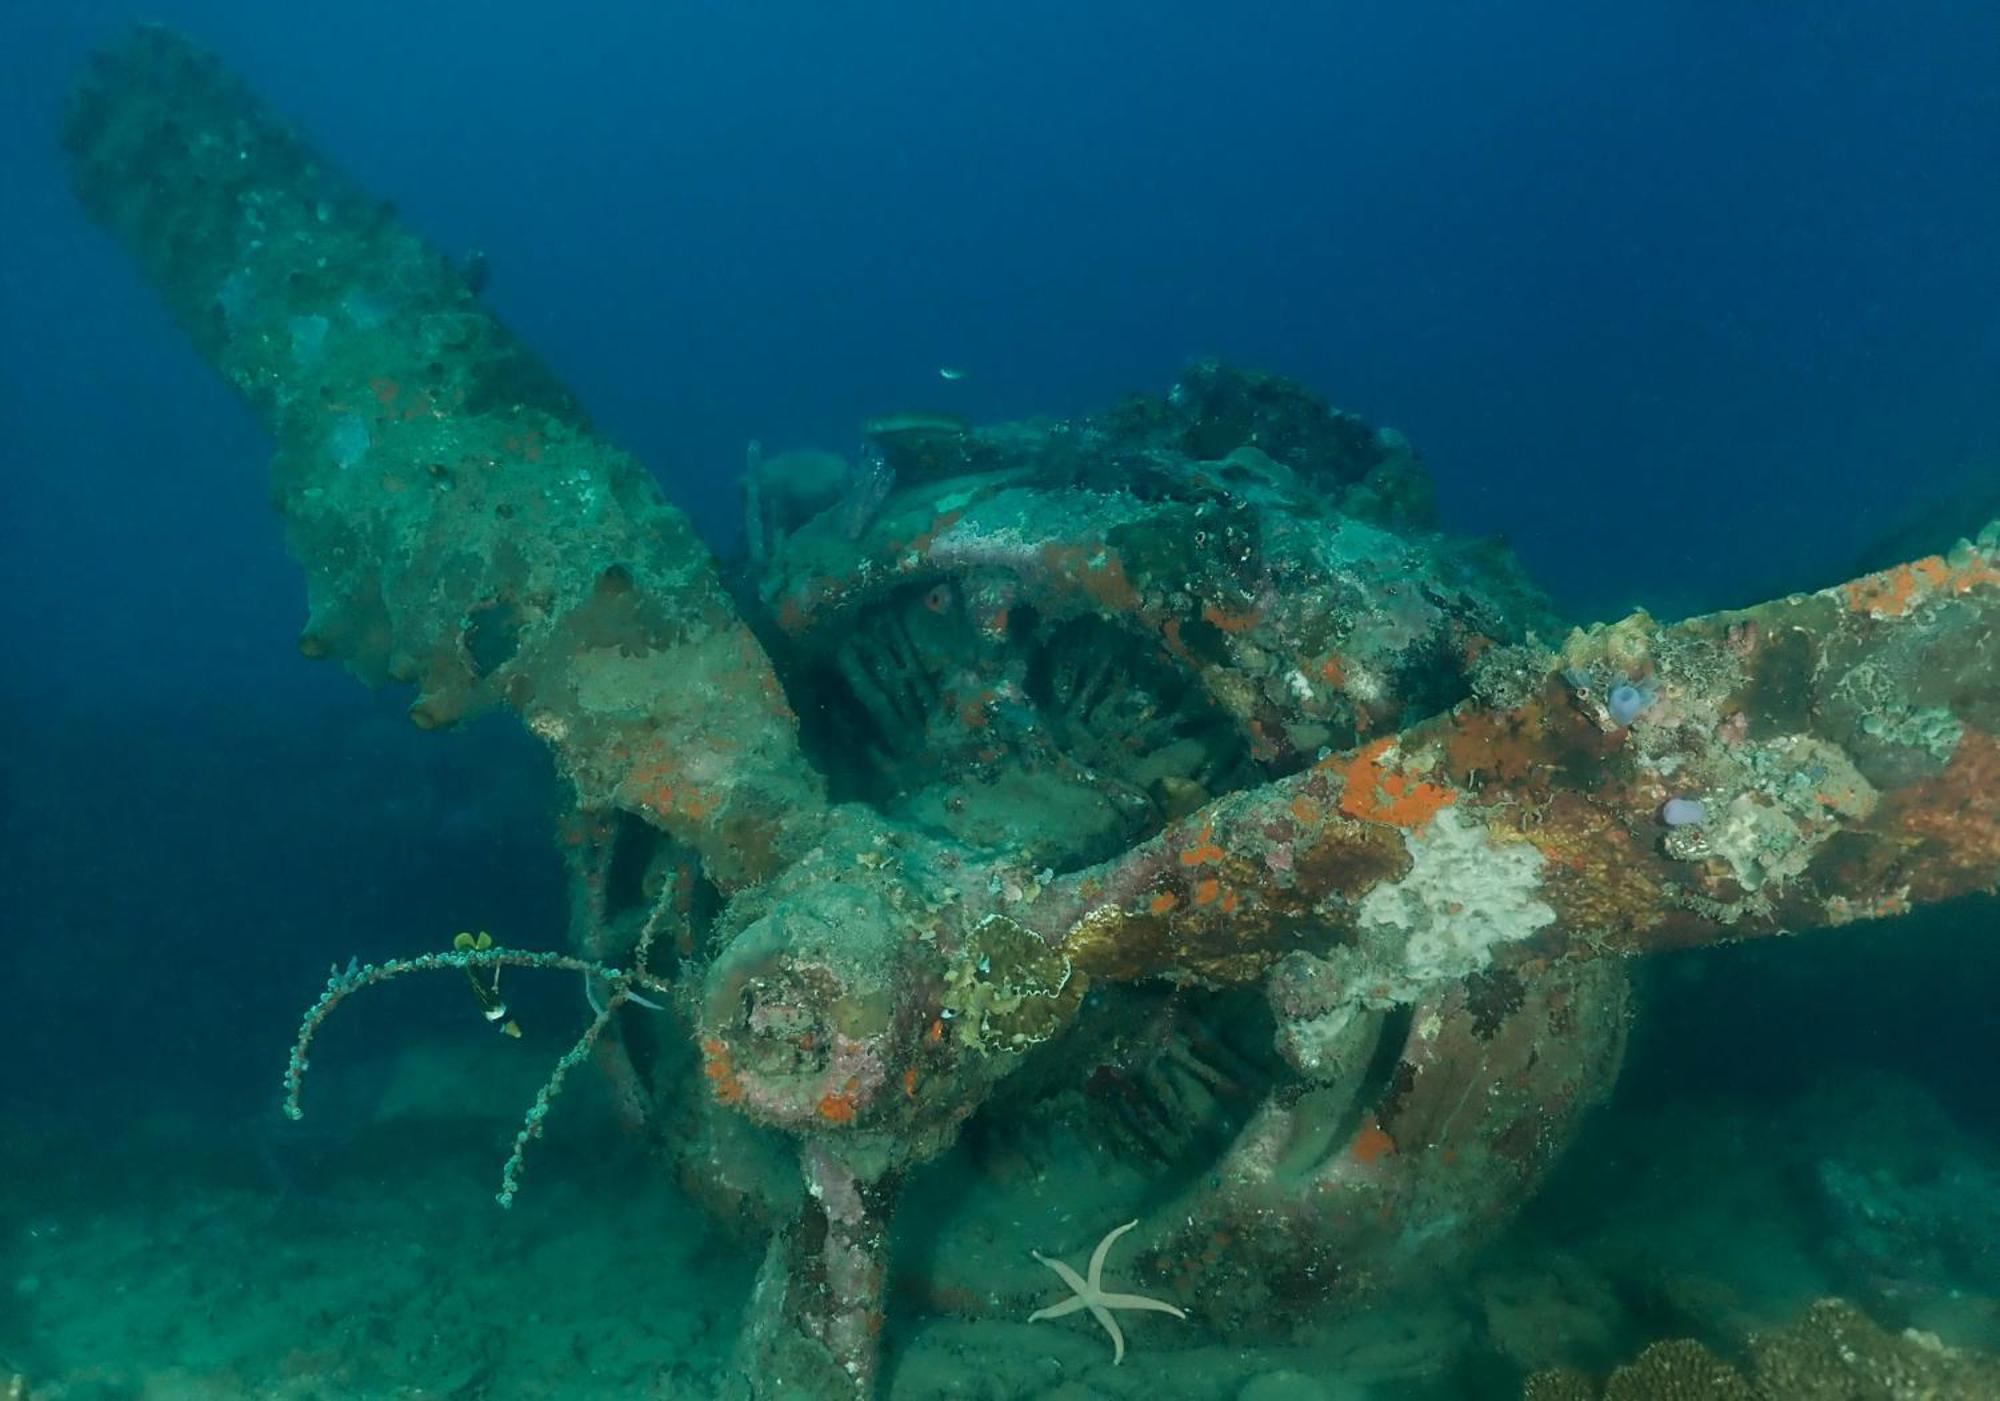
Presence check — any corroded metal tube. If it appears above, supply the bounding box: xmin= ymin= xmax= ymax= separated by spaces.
xmin=1032 ymin=530 xmax=2000 ymax=990
xmin=65 ymin=26 xmax=827 ymax=890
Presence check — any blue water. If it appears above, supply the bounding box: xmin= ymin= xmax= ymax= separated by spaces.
xmin=3 ymin=4 xmax=1998 ymax=1397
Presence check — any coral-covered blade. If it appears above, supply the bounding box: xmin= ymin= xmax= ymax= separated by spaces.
xmin=64 ymin=26 xmax=826 ymax=887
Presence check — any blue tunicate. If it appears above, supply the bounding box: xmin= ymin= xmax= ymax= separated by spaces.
xmin=1662 ymin=797 xmax=1707 ymax=827
xmin=1608 ymin=682 xmax=1651 ymax=726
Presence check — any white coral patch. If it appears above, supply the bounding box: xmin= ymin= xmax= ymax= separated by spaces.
xmin=1350 ymin=807 xmax=1555 ymax=1005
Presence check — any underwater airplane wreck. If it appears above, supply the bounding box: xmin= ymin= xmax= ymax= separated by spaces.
xmin=61 ymin=26 xmax=2000 ymax=1401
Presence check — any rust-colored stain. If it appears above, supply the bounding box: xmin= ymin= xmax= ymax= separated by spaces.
xmin=773 ymin=593 xmax=811 ymax=635
xmin=1333 ymin=738 xmax=1457 ymax=830
xmin=1200 ymin=600 xmax=1263 ymax=633
xmin=1245 ymin=718 xmax=1280 ymax=764
xmin=958 ymin=695 xmax=991 ymax=729
xmin=1290 ymin=819 xmax=1408 ymax=899
xmin=1443 ymin=706 xmax=1545 ymax=786
xmin=1349 ymin=1120 xmax=1397 ymax=1165
xmin=1528 ymin=795 xmax=1664 ymax=948
xmin=1039 ymin=542 xmax=1142 ymax=613
xmin=904 ymin=509 xmax=965 ymax=560
xmin=1892 ymin=727 xmax=2000 ymax=899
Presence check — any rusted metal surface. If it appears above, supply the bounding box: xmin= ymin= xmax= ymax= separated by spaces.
xmin=1137 ymin=959 xmax=1632 ymax=1327
xmin=760 ymin=382 xmax=1548 ymax=780
xmin=1031 ymin=536 xmax=2000 ymax=988
xmin=69 ymin=28 xmax=2000 ymax=1399
xmin=65 ymin=26 xmax=826 ymax=893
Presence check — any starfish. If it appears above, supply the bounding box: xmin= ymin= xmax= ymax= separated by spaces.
xmin=1028 ymin=1219 xmax=1187 ymax=1364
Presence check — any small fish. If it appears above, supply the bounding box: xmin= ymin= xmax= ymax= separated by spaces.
xmin=453 ymin=930 xmax=521 ymax=1037
xmin=937 ymin=365 xmax=966 ymax=382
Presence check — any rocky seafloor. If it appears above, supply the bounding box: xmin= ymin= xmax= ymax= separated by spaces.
xmin=6 ymin=900 xmax=1998 ymax=1401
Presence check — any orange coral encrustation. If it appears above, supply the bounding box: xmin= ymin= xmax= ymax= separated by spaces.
xmin=1840 ymin=552 xmax=2000 ymax=618
xmin=700 ymin=1037 xmax=745 ymax=1105
xmin=1331 ymin=738 xmax=1458 ymax=830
